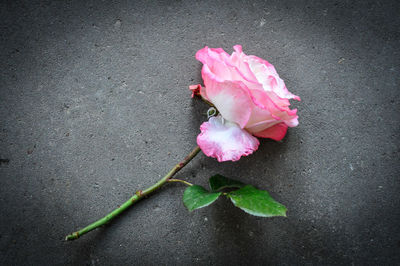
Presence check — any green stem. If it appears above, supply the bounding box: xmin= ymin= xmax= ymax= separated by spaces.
xmin=65 ymin=146 xmax=201 ymax=241
xmin=167 ymin=178 xmax=193 ymax=186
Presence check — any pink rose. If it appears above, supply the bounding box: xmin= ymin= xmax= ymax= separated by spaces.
xmin=191 ymin=45 xmax=300 ymax=162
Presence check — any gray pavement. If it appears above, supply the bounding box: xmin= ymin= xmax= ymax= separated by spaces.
xmin=1 ymin=0 xmax=399 ymax=265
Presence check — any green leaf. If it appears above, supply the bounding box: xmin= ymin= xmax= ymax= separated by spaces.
xmin=183 ymin=185 xmax=221 ymax=211
xmin=209 ymin=174 xmax=245 ymax=191
xmin=227 ymin=185 xmax=287 ymax=217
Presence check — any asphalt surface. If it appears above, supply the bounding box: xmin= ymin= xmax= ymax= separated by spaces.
xmin=1 ymin=0 xmax=399 ymax=265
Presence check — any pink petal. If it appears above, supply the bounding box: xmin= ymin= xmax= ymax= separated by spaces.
xmin=196 ymin=46 xmax=230 ymax=64
xmin=253 ymin=123 xmax=288 ymax=141
xmin=196 ymin=47 xmax=232 ymax=81
xmin=248 ymin=89 xmax=299 ymax=128
xmin=247 ymin=56 xmax=301 ymax=101
xmin=201 ymin=65 xmax=253 ymax=128
xmin=197 ymin=116 xmax=260 ymax=162
xmin=233 ymin=45 xmax=242 ymax=53
xmin=245 ymin=106 xmax=280 ymax=134
xmin=229 ymin=45 xmax=259 ymax=84
xmin=197 ymin=46 xmax=259 ymax=90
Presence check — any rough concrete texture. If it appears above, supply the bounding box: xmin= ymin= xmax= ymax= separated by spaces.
xmin=1 ymin=0 xmax=399 ymax=265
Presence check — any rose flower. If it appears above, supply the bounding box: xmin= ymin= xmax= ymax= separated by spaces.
xmin=191 ymin=45 xmax=300 ymax=162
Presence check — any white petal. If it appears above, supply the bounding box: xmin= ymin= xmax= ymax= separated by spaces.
xmin=197 ymin=116 xmax=260 ymax=162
